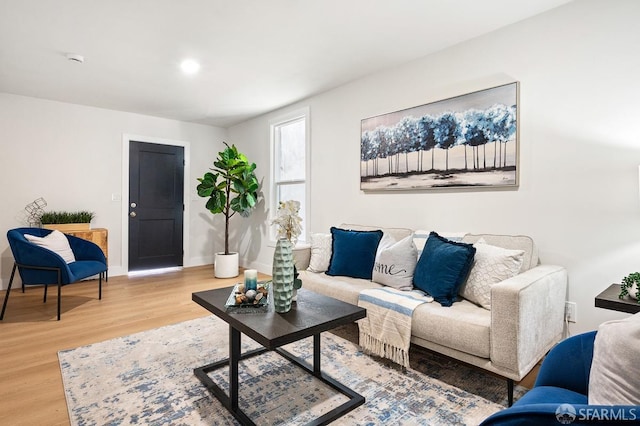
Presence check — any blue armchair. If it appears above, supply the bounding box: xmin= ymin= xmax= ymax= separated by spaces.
xmin=1 ymin=227 xmax=107 ymax=320
xmin=481 ymin=331 xmax=640 ymax=425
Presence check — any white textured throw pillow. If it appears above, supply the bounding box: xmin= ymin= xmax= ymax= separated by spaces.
xmin=589 ymin=313 xmax=640 ymax=405
xmin=24 ymin=230 xmax=76 ymax=264
xmin=372 ymin=234 xmax=417 ymax=290
xmin=307 ymin=233 xmax=332 ymax=273
xmin=459 ymin=239 xmax=524 ymax=309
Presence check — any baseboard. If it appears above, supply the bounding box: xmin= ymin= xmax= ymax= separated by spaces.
xmin=0 ymin=258 xmax=267 ymax=290
xmin=185 ymin=256 xmax=215 ymax=268
xmin=106 ymin=266 xmax=126 ymax=277
xmin=240 ymin=258 xmax=271 ymax=276
xmin=0 ymin=268 xmax=127 ymax=291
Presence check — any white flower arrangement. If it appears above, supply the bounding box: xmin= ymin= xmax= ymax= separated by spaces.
xmin=271 ymin=200 xmax=303 ymax=245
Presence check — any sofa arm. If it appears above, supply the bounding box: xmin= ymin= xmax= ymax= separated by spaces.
xmin=490 ymin=264 xmax=567 ymax=379
xmin=292 ymin=243 xmax=311 ymax=270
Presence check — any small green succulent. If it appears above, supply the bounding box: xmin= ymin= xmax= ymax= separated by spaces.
xmin=620 ymin=272 xmax=640 ymax=302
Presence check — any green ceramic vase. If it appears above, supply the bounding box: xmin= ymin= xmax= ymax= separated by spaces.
xmin=272 ymin=238 xmax=294 ymax=313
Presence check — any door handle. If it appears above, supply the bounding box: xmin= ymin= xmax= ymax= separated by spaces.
xmin=130 ymin=211 xmax=137 ymax=217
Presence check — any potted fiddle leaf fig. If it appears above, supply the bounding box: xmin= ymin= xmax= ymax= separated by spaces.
xmin=197 ymin=142 xmax=259 ymax=278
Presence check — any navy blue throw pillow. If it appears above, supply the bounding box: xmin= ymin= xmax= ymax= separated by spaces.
xmin=413 ymin=232 xmax=476 ymax=307
xmin=326 ymin=227 xmax=383 ymax=280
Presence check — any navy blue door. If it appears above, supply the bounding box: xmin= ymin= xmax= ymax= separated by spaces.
xmin=129 ymin=141 xmax=184 ymax=271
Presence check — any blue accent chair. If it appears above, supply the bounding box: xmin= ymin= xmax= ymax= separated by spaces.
xmin=481 ymin=331 xmax=640 ymax=425
xmin=1 ymin=227 xmax=107 ymax=320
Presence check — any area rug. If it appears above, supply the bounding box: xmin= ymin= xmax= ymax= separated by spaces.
xmin=58 ymin=316 xmax=519 ymax=425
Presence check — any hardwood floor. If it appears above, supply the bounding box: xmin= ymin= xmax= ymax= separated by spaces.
xmin=0 ymin=265 xmax=246 ymax=426
xmin=0 ymin=265 xmax=538 ymax=425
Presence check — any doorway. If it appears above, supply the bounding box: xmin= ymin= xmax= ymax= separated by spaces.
xmin=128 ymin=141 xmax=184 ymax=271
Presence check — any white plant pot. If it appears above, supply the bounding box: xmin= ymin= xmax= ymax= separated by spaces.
xmin=630 ymin=283 xmax=638 ymax=300
xmin=214 ymin=252 xmax=239 ymax=278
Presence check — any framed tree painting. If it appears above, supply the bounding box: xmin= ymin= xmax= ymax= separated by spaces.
xmin=360 ymin=82 xmax=519 ymax=191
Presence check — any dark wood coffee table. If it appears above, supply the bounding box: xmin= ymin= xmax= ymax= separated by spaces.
xmin=192 ymin=287 xmax=367 ymax=426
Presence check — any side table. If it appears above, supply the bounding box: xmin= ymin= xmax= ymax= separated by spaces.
xmin=594 ymin=284 xmax=640 ymax=314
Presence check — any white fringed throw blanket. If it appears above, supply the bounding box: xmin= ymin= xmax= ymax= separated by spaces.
xmin=357 ymin=287 xmax=433 ymax=368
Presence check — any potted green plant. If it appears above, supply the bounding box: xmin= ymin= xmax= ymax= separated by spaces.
xmin=197 ymin=142 xmax=259 ymax=278
xmin=40 ymin=210 xmax=95 ymax=231
xmin=620 ymin=272 xmax=640 ymax=302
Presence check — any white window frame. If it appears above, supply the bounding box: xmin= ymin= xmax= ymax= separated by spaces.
xmin=269 ymin=107 xmax=310 ymax=245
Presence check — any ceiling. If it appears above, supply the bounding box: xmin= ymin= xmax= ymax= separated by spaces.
xmin=0 ymin=0 xmax=572 ymax=128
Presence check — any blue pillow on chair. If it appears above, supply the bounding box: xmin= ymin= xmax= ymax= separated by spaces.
xmin=413 ymin=231 xmax=476 ymax=307
xmin=326 ymin=227 xmax=383 ymax=280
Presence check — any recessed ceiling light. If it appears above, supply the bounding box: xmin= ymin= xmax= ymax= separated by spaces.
xmin=180 ymin=59 xmax=200 ymax=75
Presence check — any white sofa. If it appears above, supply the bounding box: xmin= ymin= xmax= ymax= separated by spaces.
xmin=295 ymin=225 xmax=567 ymax=404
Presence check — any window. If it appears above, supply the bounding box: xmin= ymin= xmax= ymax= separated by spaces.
xmin=271 ymin=108 xmax=309 ymax=243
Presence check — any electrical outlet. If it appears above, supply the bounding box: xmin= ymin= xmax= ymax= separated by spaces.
xmin=565 ymin=301 xmax=577 ymax=323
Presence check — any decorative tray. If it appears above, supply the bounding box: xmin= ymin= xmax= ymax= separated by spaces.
xmin=225 ymin=281 xmax=271 ymax=312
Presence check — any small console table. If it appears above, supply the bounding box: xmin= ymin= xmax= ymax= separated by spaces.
xmin=594 ymin=284 xmax=640 ymax=314
xmin=64 ymin=228 xmax=108 ymax=259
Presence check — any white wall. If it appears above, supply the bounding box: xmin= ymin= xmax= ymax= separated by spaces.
xmin=0 ymin=93 xmax=227 ymax=286
xmin=229 ymin=0 xmax=640 ymax=334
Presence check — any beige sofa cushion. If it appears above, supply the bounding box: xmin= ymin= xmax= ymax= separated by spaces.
xmin=339 ymin=223 xmax=413 ymax=242
xmin=412 ymin=299 xmax=491 ymax=358
xmin=298 ymin=269 xmax=382 ymax=306
xmin=300 ymin=268 xmax=491 ymax=358
xmin=462 ymin=233 xmax=538 ymax=271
